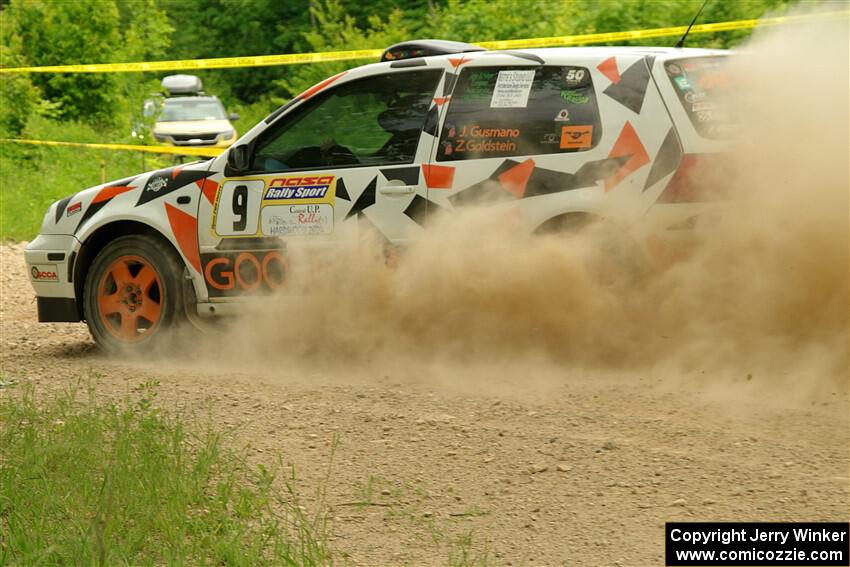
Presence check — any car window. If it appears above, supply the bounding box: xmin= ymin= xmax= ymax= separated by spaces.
xmin=437 ymin=66 xmax=602 ymax=162
xmin=664 ymin=56 xmax=735 ymax=139
xmin=161 ymin=98 xmax=227 ymax=121
xmin=252 ymin=69 xmax=443 ymax=173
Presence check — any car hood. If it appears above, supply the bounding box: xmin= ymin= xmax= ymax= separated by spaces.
xmin=154 ymin=119 xmax=233 ymax=134
xmin=38 ymin=161 xmax=213 ymax=237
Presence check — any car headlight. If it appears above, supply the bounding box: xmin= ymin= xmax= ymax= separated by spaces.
xmin=220 ymin=130 xmax=235 ymax=140
xmin=153 ymin=131 xmax=168 ymax=142
xmin=40 ymin=201 xmax=58 ymax=233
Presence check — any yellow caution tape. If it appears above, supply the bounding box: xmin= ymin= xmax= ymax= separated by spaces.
xmin=1 ymin=11 xmax=846 ymax=74
xmin=0 ymin=138 xmax=224 ymax=157
xmin=476 ymin=11 xmax=847 ymax=50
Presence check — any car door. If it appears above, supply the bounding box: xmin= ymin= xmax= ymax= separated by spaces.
xmin=422 ymin=52 xmax=676 ymax=232
xmin=195 ymin=67 xmax=444 ymax=301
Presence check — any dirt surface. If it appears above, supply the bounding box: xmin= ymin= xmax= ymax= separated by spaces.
xmin=2 ymin=241 xmax=848 ymax=566
xmin=4 ymin=12 xmax=849 ymax=566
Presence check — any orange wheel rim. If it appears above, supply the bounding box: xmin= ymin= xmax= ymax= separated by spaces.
xmin=97 ymin=255 xmax=163 ymax=342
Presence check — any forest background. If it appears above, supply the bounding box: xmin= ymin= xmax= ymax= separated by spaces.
xmin=0 ymin=0 xmax=795 ymax=239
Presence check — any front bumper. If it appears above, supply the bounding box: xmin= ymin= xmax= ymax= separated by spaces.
xmin=25 ymin=234 xmax=82 ymax=322
xmin=153 ymin=132 xmax=236 ymax=148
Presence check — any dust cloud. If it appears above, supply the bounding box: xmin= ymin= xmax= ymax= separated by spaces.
xmin=201 ymin=8 xmax=848 ymax=400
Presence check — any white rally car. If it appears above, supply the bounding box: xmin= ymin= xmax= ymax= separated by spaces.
xmin=26 ymin=40 xmax=731 ymax=351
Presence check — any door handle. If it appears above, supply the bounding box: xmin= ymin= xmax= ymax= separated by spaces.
xmin=379 ymin=185 xmax=416 ymax=195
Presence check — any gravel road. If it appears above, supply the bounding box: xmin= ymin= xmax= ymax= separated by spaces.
xmin=2 ymin=242 xmax=848 ymax=566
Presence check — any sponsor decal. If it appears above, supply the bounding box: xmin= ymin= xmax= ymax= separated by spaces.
xmin=697 ymin=72 xmax=729 ymax=89
xmin=666 ymin=63 xmax=682 ymax=76
xmin=691 ymin=101 xmax=717 ymax=112
xmin=684 ymin=90 xmax=707 ymax=104
xmin=202 ymin=251 xmax=287 ymax=297
xmin=554 ymin=108 xmax=570 ymax=122
xmin=264 ymin=175 xmax=335 ymax=200
xmin=450 ymin=125 xmax=520 ymax=138
xmin=560 ymin=125 xmax=593 ymax=149
xmin=453 ymin=139 xmax=517 ymax=154
xmin=563 ymin=68 xmax=587 ymax=87
xmin=673 ymin=76 xmax=692 ymax=91
xmin=66 ymin=202 xmax=82 ymax=217
xmin=147 ymin=176 xmax=168 ymax=193
xmin=446 ymin=124 xmax=521 ymax=155
xmin=31 ymin=264 xmax=58 ymax=282
xmin=490 ymin=69 xmax=535 ymax=108
xmin=560 ymin=89 xmax=589 ymax=104
xmin=136 ymin=166 xmax=214 ymax=207
xmin=262 ymin=203 xmax=333 ymax=236
xmin=541 ymin=132 xmax=560 ymax=144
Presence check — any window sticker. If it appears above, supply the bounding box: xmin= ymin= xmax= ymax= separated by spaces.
xmin=490 ymin=70 xmax=536 ymax=108
xmin=560 ymin=125 xmax=593 ymax=149
xmin=563 ymin=68 xmax=588 ymax=87
xmin=443 ymin=124 xmax=521 ymax=156
xmin=438 ymin=65 xmax=601 ymax=161
xmin=560 ymin=89 xmax=589 ymax=105
xmin=673 ymin=76 xmax=692 ymax=91
xmin=665 ymin=56 xmax=735 ymax=140
xmin=554 ymin=109 xmax=571 ymax=122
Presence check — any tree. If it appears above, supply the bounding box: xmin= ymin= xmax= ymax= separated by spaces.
xmin=0 ymin=0 xmax=173 ymax=129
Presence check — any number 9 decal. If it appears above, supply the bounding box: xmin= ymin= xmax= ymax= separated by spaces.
xmin=214 ymin=180 xmax=263 ymax=236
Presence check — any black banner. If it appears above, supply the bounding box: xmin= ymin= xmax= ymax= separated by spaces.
xmin=666 ymin=522 xmax=849 ymax=566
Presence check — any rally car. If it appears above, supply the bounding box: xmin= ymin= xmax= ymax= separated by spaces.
xmin=25 ymin=40 xmax=731 ymax=351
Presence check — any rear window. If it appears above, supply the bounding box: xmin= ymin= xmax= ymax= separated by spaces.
xmin=665 ymin=56 xmax=735 ymax=139
xmin=437 ymin=66 xmax=602 ymax=161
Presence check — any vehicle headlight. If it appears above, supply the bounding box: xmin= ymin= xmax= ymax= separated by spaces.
xmin=153 ymin=131 xmax=168 ymax=142
xmin=40 ymin=202 xmax=58 ymax=233
xmin=220 ymin=130 xmax=235 ymax=140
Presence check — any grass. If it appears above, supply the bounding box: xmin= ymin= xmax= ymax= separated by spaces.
xmin=0 ymin=378 xmax=332 ymax=566
xmin=0 ymin=116 xmax=172 ymax=241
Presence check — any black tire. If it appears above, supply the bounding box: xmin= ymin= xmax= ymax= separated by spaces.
xmin=83 ymin=233 xmax=188 ymax=353
xmin=536 ymin=214 xmax=649 ymax=286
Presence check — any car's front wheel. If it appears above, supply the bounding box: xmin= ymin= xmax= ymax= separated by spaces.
xmin=83 ymin=233 xmax=187 ymax=353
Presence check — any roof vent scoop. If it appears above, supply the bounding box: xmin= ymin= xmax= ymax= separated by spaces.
xmin=381 ymin=40 xmax=485 ymax=62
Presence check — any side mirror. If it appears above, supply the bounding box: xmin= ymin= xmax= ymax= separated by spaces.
xmin=228 ymin=112 xmax=240 ymax=121
xmin=226 ymin=144 xmax=250 ymax=172
xmin=143 ymin=99 xmax=157 ymax=118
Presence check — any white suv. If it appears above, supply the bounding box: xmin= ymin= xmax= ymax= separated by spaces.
xmin=25 ymin=40 xmax=731 ymax=350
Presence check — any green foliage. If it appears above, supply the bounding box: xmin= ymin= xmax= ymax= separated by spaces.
xmin=430 ymin=0 xmax=794 ymax=48
xmin=4 ymin=0 xmax=122 ymax=124
xmin=160 ymin=0 xmax=313 ymax=103
xmin=0 ymin=117 xmax=171 ymax=242
xmin=432 ymin=0 xmax=569 ymax=42
xmin=0 ymin=0 xmax=173 ymax=128
xmin=274 ymin=0 xmax=418 ymax=97
xmin=0 ymin=379 xmax=332 ymax=565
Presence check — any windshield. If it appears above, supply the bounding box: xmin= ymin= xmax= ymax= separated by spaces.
xmin=665 ymin=56 xmax=735 ymax=139
xmin=160 ymin=98 xmax=227 ymax=121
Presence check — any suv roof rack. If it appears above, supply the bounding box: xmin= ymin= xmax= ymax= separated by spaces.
xmin=381 ymin=39 xmax=485 ymax=62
